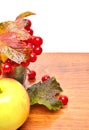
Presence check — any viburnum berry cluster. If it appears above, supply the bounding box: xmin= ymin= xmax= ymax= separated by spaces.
xmin=21 ymin=19 xmax=43 ymax=80
xmin=0 ymin=12 xmax=43 ymax=81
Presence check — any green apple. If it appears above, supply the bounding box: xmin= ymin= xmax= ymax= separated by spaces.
xmin=0 ymin=78 xmax=30 ymax=130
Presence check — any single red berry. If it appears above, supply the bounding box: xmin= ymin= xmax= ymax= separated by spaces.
xmin=59 ymin=95 xmax=68 ymax=105
xmin=31 ymin=36 xmax=43 ymax=46
xmin=24 ymin=19 xmax=32 ymax=30
xmin=3 ymin=63 xmax=13 ymax=73
xmin=21 ymin=59 xmax=30 ymax=67
xmin=28 ymin=28 xmax=34 ymax=35
xmin=33 ymin=46 xmax=42 ymax=55
xmin=29 ymin=52 xmax=37 ymax=62
xmin=41 ymin=75 xmax=50 ymax=82
xmin=28 ymin=70 xmax=36 ymax=79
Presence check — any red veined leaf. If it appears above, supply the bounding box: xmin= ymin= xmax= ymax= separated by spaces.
xmin=1 ymin=21 xmax=30 ymax=40
xmin=0 ymin=32 xmax=32 ymax=55
xmin=0 ymin=11 xmax=35 ymax=63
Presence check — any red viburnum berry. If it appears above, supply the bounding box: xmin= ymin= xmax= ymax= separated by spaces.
xmin=28 ymin=70 xmax=36 ymax=79
xmin=59 ymin=95 xmax=68 ymax=105
xmin=41 ymin=75 xmax=50 ymax=82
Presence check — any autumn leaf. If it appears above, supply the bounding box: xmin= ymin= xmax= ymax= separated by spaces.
xmin=0 ymin=31 xmax=30 ymax=63
xmin=1 ymin=45 xmax=27 ymax=64
xmin=0 ymin=11 xmax=35 ymax=63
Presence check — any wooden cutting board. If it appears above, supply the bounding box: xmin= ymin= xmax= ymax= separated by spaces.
xmin=19 ymin=53 xmax=89 ymax=130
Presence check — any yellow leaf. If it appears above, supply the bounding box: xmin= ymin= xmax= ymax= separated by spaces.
xmin=16 ymin=11 xmax=36 ymax=19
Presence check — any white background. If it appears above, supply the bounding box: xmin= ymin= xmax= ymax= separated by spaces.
xmin=0 ymin=0 xmax=89 ymax=52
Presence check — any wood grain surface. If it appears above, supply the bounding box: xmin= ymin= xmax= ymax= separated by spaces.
xmin=19 ymin=53 xmax=89 ymax=130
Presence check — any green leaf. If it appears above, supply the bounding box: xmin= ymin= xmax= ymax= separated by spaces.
xmin=12 ymin=65 xmax=26 ymax=83
xmin=27 ymin=77 xmax=63 ymax=111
